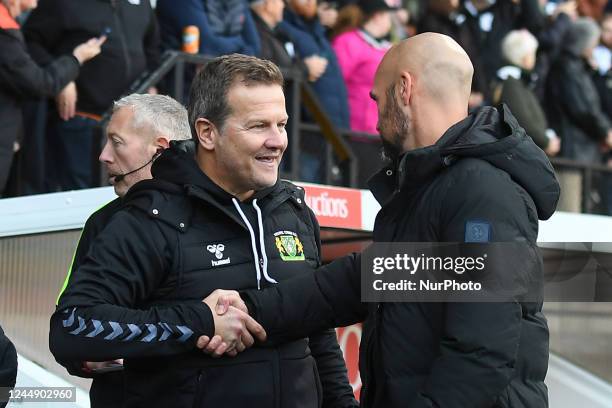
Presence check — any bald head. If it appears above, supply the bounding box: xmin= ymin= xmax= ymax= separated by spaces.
xmin=377 ymin=33 xmax=473 ymax=108
xmin=371 ymin=33 xmax=474 ymax=152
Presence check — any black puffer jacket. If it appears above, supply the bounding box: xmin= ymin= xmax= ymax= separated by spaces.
xmin=50 ymin=143 xmax=356 ymax=408
xmin=0 ymin=5 xmax=79 ymax=194
xmin=245 ymin=105 xmax=560 ymax=407
xmin=23 ymin=0 xmax=159 ymax=115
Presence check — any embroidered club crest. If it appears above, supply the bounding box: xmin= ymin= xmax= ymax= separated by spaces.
xmin=274 ymin=231 xmax=305 ymax=261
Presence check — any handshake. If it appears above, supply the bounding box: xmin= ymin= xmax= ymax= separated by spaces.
xmin=199 ymin=290 xmax=266 ymax=357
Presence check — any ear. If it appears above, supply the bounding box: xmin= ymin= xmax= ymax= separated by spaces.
xmin=399 ymin=71 xmax=412 ymax=107
xmin=154 ymin=136 xmax=170 ymax=150
xmin=194 ymin=118 xmax=217 ymax=151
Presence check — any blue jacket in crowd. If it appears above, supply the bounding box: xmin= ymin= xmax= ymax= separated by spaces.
xmin=156 ymin=0 xmax=260 ymax=57
xmin=280 ymin=10 xmax=350 ymax=129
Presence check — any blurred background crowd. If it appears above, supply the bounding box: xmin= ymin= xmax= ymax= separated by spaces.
xmin=1 ymin=0 xmax=612 ymax=214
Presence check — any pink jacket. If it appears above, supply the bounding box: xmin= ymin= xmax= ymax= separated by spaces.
xmin=332 ymin=29 xmax=389 ymax=135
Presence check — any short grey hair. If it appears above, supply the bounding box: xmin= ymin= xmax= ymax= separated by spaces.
xmin=501 ymin=29 xmax=539 ymax=67
xmin=564 ymin=17 xmax=601 ymax=56
xmin=112 ymin=94 xmax=191 ymax=141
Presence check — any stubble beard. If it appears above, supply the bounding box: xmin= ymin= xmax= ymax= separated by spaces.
xmin=380 ymin=87 xmax=410 ymax=163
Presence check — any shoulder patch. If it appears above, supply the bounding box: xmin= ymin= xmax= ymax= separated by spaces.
xmin=465 ymin=220 xmax=491 ymax=243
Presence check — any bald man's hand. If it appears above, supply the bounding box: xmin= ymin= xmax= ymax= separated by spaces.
xmin=203 ymin=289 xmax=248 ymax=314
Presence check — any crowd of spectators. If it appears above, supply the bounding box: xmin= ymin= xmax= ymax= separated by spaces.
xmin=1 ymin=0 xmax=612 ymax=212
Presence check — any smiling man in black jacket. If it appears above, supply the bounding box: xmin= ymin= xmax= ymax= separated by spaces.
xmin=50 ymin=54 xmax=356 ymax=408
xmin=210 ymin=33 xmax=560 ymax=407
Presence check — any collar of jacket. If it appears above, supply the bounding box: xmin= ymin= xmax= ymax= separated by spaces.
xmin=367 ymin=104 xmax=520 ymax=205
xmin=497 ymin=65 xmax=537 ymax=86
xmin=123 ymin=178 xmax=193 ymax=232
xmin=357 ymin=29 xmax=391 ymax=50
xmin=496 ymin=65 xmax=522 ymax=81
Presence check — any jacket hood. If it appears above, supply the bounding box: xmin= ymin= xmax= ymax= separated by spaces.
xmin=371 ymin=105 xmax=560 ymax=220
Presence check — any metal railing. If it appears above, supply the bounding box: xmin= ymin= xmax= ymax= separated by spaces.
xmin=548 ymin=157 xmax=612 ymax=214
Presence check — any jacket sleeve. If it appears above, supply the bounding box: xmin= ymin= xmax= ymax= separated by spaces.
xmin=49 ymin=210 xmax=214 ymax=363
xmin=305 ymin=208 xmax=358 ymax=408
xmin=558 ymin=63 xmax=611 ymax=141
xmin=0 ymin=34 xmax=79 ymax=100
xmin=406 ymin=167 xmax=529 ymax=407
xmin=244 ymin=253 xmax=366 ymax=345
xmin=53 ymin=200 xmax=123 ymax=378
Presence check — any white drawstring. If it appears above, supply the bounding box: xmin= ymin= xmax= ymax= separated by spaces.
xmin=232 ymin=198 xmax=262 ymax=290
xmin=253 ymin=199 xmax=277 ymax=285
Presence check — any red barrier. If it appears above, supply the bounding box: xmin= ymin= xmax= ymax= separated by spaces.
xmin=336 ymin=324 xmax=362 ymax=400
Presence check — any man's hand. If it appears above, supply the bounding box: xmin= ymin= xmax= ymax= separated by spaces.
xmin=198 ymin=291 xmax=265 ymax=357
xmin=304 ymin=55 xmax=328 ymax=82
xmin=56 ymin=82 xmax=77 ymax=121
xmin=203 ymin=289 xmax=248 ymax=314
xmin=83 ymin=359 xmax=123 ymax=372
xmin=72 ymin=36 xmax=106 ymax=64
xmin=545 ymin=134 xmax=561 ymax=156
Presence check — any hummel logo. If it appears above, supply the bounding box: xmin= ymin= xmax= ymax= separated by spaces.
xmin=207 ymin=244 xmax=225 ymax=259
xmin=207 ymin=243 xmax=231 ymax=267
